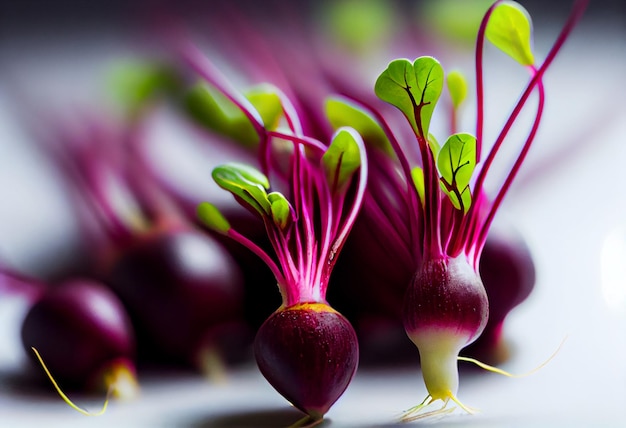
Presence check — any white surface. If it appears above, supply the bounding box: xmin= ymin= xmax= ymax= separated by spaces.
xmin=1 ymin=11 xmax=626 ymax=428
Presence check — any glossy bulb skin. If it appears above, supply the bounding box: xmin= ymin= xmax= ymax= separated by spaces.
xmin=334 ymin=219 xmax=532 ymax=364
xmin=403 ymin=256 xmax=489 ymax=337
xmin=254 ymin=302 xmax=358 ymax=420
xmin=403 ymin=256 xmax=488 ymax=399
xmin=21 ymin=279 xmax=136 ymax=389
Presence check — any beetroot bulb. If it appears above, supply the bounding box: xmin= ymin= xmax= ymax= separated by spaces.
xmin=158 ymin=0 xmax=533 ymax=368
xmin=128 ymin=102 xmax=282 ymax=333
xmin=122 ymin=0 xmax=446 ymax=337
xmin=106 ymin=54 xmax=291 ymax=333
xmin=20 ymin=278 xmax=138 ymax=398
xmin=332 ymin=211 xmax=535 ymax=366
xmin=322 ymin=0 xmax=588 ymax=419
xmin=42 ymin=112 xmax=247 ymax=374
xmin=186 ymin=42 xmax=367 ymax=423
xmin=0 ymin=246 xmax=138 ymax=400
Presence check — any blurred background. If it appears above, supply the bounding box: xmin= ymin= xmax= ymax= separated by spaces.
xmin=0 ymin=0 xmax=624 ymax=275
xmin=1 ymin=0 xmax=625 ymax=426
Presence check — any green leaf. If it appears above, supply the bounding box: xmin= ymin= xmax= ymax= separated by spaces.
xmin=321 ymin=0 xmax=394 ymax=53
xmin=197 ymin=202 xmax=231 ymax=234
xmin=325 ymin=96 xmax=392 ymax=155
xmin=184 ymin=83 xmax=259 ymax=146
xmin=411 ymin=166 xmax=425 ymax=206
xmin=440 ymin=182 xmax=472 ymax=213
xmin=438 ymin=133 xmax=477 ymax=189
xmin=245 ymin=85 xmax=283 ymax=131
xmin=322 ymin=128 xmax=362 ymax=193
xmin=446 ymin=70 xmax=468 ymax=109
xmin=374 ymin=56 xmax=444 ymax=139
xmin=268 ymin=192 xmax=292 ymax=229
xmin=437 ymin=133 xmax=477 ymax=213
xmin=212 ymin=163 xmax=271 ymax=215
xmin=486 ymin=1 xmax=535 ymax=66
xmin=108 ymin=61 xmax=181 ymax=115
xmin=419 ymin=0 xmax=493 ymax=46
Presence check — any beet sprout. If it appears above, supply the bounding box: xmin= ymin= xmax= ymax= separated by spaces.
xmin=191 ymin=39 xmax=368 ymax=419
xmin=340 ymin=0 xmax=590 ymax=418
xmin=369 ymin=0 xmax=589 ymax=267
xmin=193 ymin=43 xmax=369 ymax=307
xmin=468 ymin=0 xmax=589 ymax=256
xmin=40 ymin=116 xmax=141 ymax=244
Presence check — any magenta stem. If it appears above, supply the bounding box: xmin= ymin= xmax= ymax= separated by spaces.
xmin=327 ymin=134 xmax=369 ymax=271
xmin=63 ymin=120 xmax=136 ymax=243
xmin=363 ymin=194 xmax=414 ymax=268
xmin=475 ymin=76 xmax=545 ymax=259
xmin=315 ymin=172 xmax=335 ymax=295
xmin=297 ymin=147 xmax=316 ymax=292
xmin=362 ymin=102 xmax=423 ymax=257
xmin=474 ymin=0 xmax=503 ymax=162
xmin=473 ymin=0 xmax=588 ymax=200
xmin=467 ymin=0 xmax=589 ymax=256
xmin=226 ymin=228 xmax=287 ymax=286
xmin=178 ymin=40 xmax=267 ymax=140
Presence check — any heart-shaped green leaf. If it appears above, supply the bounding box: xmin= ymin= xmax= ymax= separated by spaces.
xmin=197 ymin=202 xmax=231 ymax=234
xmin=322 ymin=127 xmax=363 ymax=193
xmin=374 ymin=56 xmax=444 ymax=139
xmin=437 ymin=133 xmax=477 ymax=213
xmin=212 ymin=163 xmax=271 ymax=216
xmin=438 ymin=133 xmax=476 ymax=189
xmin=486 ymin=1 xmax=535 ymax=66
xmin=325 ymin=96 xmax=391 ymax=155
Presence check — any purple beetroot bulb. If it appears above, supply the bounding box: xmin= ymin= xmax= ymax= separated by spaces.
xmin=402 ymin=257 xmax=489 ymax=401
xmin=254 ymin=303 xmax=358 ymax=419
xmin=366 ymin=0 xmax=588 ymax=415
xmin=41 ymin=110 xmax=251 ymax=370
xmin=332 ymin=214 xmax=535 ymax=365
xmin=403 ymin=257 xmax=489 ymax=338
xmin=105 ymin=225 xmax=248 ymax=366
xmin=192 ymin=50 xmax=369 ymax=419
xmin=134 ymin=102 xmax=279 ymax=334
xmin=20 ymin=278 xmax=138 ymax=396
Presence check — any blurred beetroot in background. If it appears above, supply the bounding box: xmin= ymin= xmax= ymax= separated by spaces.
xmin=30 ymin=111 xmax=251 ymax=375
xmin=20 ymin=278 xmax=139 ymax=398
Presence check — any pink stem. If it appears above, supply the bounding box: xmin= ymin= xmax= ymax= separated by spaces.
xmin=177 ymin=40 xmax=267 ymax=139
xmin=474 ymin=0 xmax=503 ymax=162
xmin=476 ymin=77 xmax=545 ymax=259
xmin=226 ymin=228 xmax=286 ymax=287
xmin=465 ymin=0 xmax=589 ymax=255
